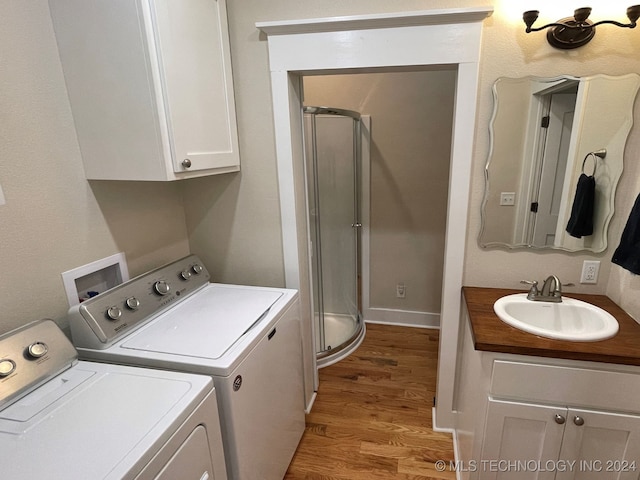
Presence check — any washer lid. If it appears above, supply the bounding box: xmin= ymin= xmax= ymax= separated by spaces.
xmin=0 ymin=362 xmax=210 ymax=479
xmin=122 ymin=286 xmax=283 ymax=359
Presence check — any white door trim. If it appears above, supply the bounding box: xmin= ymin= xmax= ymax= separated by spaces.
xmin=257 ymin=7 xmax=492 ymax=428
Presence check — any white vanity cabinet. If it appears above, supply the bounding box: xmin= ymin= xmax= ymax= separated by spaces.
xmin=49 ymin=0 xmax=240 ymax=181
xmin=483 ymin=398 xmax=640 ymax=480
xmin=454 ymin=306 xmax=640 ymax=480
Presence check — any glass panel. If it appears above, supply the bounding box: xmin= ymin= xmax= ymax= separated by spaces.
xmin=304 ymin=114 xmax=325 ymax=353
xmin=304 ymin=112 xmax=360 ymax=354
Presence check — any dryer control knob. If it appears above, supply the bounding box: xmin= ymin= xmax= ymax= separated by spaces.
xmin=125 ymin=297 xmax=140 ymax=310
xmin=153 ymin=281 xmax=171 ymax=296
xmin=191 ymin=264 xmax=204 ymax=275
xmin=106 ymin=306 xmax=122 ymax=321
xmin=0 ymin=359 xmax=16 ymax=377
xmin=27 ymin=342 xmax=48 ymax=359
xmin=180 ymin=270 xmax=192 ymax=280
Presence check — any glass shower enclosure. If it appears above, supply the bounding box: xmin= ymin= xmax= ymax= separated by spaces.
xmin=303 ymin=106 xmax=365 ymax=368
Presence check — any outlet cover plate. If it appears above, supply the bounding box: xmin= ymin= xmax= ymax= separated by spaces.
xmin=580 ymin=260 xmax=600 ymax=284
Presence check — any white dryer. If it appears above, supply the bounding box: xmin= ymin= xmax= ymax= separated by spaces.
xmin=68 ymin=255 xmax=305 ymax=480
xmin=0 ymin=319 xmax=227 ymax=480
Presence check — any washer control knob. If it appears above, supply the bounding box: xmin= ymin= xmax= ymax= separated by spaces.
xmin=27 ymin=342 xmax=48 ymax=359
xmin=125 ymin=297 xmax=140 ymax=310
xmin=191 ymin=264 xmax=204 ymax=275
xmin=180 ymin=270 xmax=192 ymax=280
xmin=106 ymin=306 xmax=122 ymax=320
xmin=0 ymin=359 xmax=16 ymax=377
xmin=153 ymin=280 xmax=171 ymax=296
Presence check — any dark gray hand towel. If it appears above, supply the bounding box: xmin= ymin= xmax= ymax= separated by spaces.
xmin=612 ymin=192 xmax=640 ymax=275
xmin=566 ymin=173 xmax=595 ymax=238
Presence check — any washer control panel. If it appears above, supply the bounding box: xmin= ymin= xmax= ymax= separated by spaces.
xmin=0 ymin=319 xmax=77 ymax=411
xmin=71 ymin=255 xmax=210 ymax=347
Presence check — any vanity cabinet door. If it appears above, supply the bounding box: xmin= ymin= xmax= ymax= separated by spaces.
xmin=482 ymin=400 xmax=640 ymax=480
xmin=556 ymin=408 xmax=640 ymax=480
xmin=481 ymin=399 xmax=565 ymax=480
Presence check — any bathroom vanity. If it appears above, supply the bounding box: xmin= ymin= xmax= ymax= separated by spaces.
xmin=455 ymin=287 xmax=640 ymax=480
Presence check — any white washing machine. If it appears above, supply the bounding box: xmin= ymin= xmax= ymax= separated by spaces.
xmin=0 ymin=319 xmax=227 ymax=480
xmin=68 ymin=254 xmax=305 ymax=480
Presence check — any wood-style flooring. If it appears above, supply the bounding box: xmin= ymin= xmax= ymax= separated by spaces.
xmin=285 ymin=323 xmax=456 ymax=480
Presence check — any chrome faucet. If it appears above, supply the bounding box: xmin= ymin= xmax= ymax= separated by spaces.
xmin=520 ymin=275 xmax=573 ymax=302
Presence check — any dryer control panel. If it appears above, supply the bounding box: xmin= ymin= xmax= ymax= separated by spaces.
xmin=68 ymin=255 xmax=210 ymax=349
xmin=0 ymin=319 xmax=77 ymax=411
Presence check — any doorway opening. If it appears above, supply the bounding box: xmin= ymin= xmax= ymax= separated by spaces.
xmin=303 ymin=69 xmax=456 ymax=371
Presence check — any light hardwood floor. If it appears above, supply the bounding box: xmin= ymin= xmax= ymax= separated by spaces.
xmin=285 ymin=323 xmax=456 ymax=480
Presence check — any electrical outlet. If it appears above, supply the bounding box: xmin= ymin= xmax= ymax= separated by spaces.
xmin=500 ymin=192 xmax=516 ymax=206
xmin=580 ymin=260 xmax=600 ymax=284
xmin=396 ymin=283 xmax=406 ymax=298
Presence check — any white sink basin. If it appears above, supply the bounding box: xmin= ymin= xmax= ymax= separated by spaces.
xmin=493 ymin=293 xmax=619 ymax=342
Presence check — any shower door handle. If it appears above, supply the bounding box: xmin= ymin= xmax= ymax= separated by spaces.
xmin=352 ymin=223 xmax=362 ymax=228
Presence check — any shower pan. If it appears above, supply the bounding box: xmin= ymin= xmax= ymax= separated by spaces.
xmin=303 ymin=106 xmax=366 ymax=368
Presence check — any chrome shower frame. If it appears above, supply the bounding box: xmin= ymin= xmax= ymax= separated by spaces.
xmin=303 ymin=106 xmax=365 ymax=366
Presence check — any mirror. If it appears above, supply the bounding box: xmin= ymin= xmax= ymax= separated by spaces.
xmin=480 ymin=74 xmax=640 ymax=252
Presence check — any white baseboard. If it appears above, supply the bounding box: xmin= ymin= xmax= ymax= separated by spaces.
xmin=432 ymin=406 xmax=462 ymax=480
xmin=305 ymin=391 xmax=317 ymax=414
xmin=364 ymin=307 xmax=440 ymax=328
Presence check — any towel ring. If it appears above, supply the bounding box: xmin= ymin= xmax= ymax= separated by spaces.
xmin=581 ymin=149 xmax=607 ymax=177
xmin=582 ymin=153 xmax=597 ymax=176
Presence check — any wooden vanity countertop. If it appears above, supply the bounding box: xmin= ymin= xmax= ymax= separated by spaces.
xmin=463 ymin=286 xmax=640 ymax=366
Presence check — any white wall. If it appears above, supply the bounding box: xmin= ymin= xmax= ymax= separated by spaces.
xmin=0 ymin=2 xmax=190 ymax=333
xmin=606 ymin=100 xmax=640 ymax=320
xmin=304 ymin=71 xmax=455 ymax=315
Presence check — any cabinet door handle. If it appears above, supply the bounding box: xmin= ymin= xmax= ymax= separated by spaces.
xmin=182 ymin=158 xmax=192 ymax=168
xmin=554 ymin=414 xmax=566 ymax=424
xmin=573 ymin=415 xmax=585 ymax=426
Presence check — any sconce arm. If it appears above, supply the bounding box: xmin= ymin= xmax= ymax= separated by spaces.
xmin=526 ymin=22 xmax=580 ymax=33
xmin=589 ymin=19 xmax=637 ymax=29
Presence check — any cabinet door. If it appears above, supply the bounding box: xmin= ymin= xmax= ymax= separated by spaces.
xmin=481 ymin=399 xmax=565 ymax=480
xmin=152 ymin=0 xmax=240 ymax=173
xmin=556 ymin=408 xmax=640 ymax=480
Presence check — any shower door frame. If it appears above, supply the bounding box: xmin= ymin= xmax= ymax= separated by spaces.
xmin=303 ymin=107 xmax=365 ymax=360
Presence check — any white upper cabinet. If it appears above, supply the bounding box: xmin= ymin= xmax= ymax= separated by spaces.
xmin=49 ymin=0 xmax=240 ymax=181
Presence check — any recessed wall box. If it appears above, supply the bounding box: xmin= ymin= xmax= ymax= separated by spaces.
xmin=61 ymin=253 xmax=129 ymax=307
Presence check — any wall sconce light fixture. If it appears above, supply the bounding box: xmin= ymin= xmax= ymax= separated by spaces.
xmin=523 ymin=6 xmax=640 ymax=49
